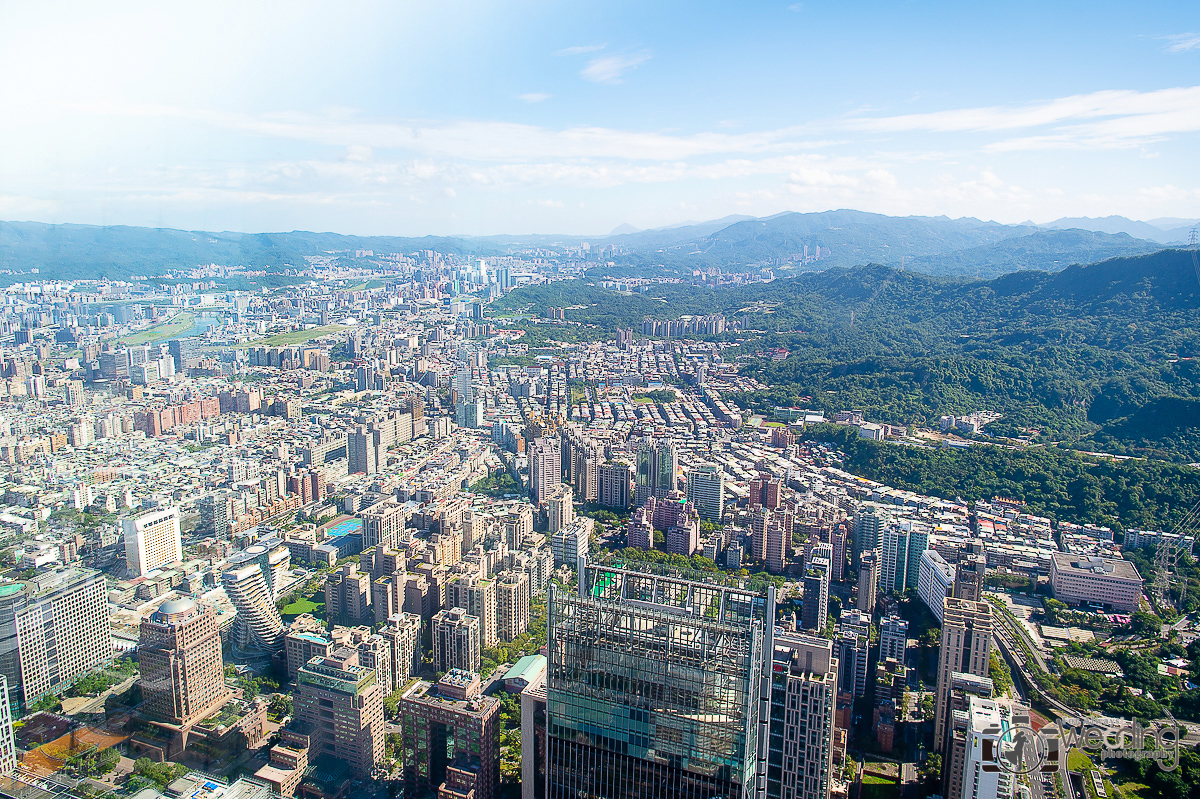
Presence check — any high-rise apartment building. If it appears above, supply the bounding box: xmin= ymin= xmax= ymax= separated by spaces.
xmin=879 ymin=523 xmax=930 ymax=594
xmin=123 ymin=506 xmax=182 ymax=576
xmin=447 ymin=575 xmax=498 ymax=648
xmin=360 ymin=498 xmax=408 ymax=550
xmin=380 ymin=612 xmax=423 ymax=692
xmin=530 ymin=438 xmax=561 ymax=506
xmin=325 ymin=563 xmax=373 ymax=624
xmin=954 ymin=553 xmax=986 ymax=603
xmin=432 ymin=607 xmax=482 ymax=673
xmin=960 ymin=697 xmax=1013 ymax=799
xmin=222 ymin=563 xmax=286 ymax=659
xmin=750 ymin=475 xmax=782 ymax=509
xmin=879 ymin=615 xmax=908 ymax=663
xmin=400 ymin=670 xmax=500 ymax=799
xmin=547 ymin=483 xmax=574 ymax=534
xmin=0 ymin=568 xmax=110 ymax=710
xmin=546 ymin=562 xmax=774 ymax=799
xmin=852 ymin=507 xmax=887 ymax=561
xmin=933 ymin=597 xmax=993 ymax=751
xmin=551 ymin=517 xmax=592 ymax=567
xmin=598 ymin=460 xmax=633 ymax=510
xmin=837 ymin=609 xmax=871 ymax=698
xmin=686 ymin=464 xmax=726 ymax=521
xmin=0 ymin=678 xmax=14 ymax=775
xmin=918 ymin=549 xmax=955 ymax=623
xmin=801 ymin=553 xmax=831 ymax=631
xmin=348 ymin=425 xmax=385 ymax=476
xmin=941 ymin=672 xmax=995 ymax=799
xmin=293 ymin=649 xmax=384 ymax=779
xmin=138 ymin=597 xmax=230 ymax=727
xmin=496 ymin=571 xmax=530 ymax=641
xmin=857 ymin=550 xmax=878 ymax=613
xmin=634 ymin=438 xmax=677 ymax=506
xmin=768 ymin=633 xmax=839 ymax=799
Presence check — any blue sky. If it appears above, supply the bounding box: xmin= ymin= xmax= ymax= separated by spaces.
xmin=0 ymin=0 xmax=1198 ymax=235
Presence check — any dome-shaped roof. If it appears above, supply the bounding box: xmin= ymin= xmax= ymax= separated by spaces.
xmin=156 ymin=597 xmax=198 ymax=616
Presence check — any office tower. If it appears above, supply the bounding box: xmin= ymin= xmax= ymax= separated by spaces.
xmin=634 ymin=438 xmax=677 ymax=505
xmin=837 ymin=609 xmax=871 ymax=697
xmin=546 ymin=562 xmax=774 ymax=799
xmin=547 ymin=483 xmax=574 ymax=534
xmin=325 ymin=563 xmax=373 ymax=624
xmin=455 ymin=398 xmax=485 ymax=429
xmin=168 ymin=338 xmax=200 ymax=372
xmin=380 ymin=612 xmax=423 ymax=691
xmin=598 ymin=460 xmax=633 ymax=510
xmin=222 ymin=563 xmax=286 ymax=659
xmin=768 ymin=633 xmax=839 ymax=799
xmin=941 ymin=672 xmax=995 ymax=799
xmin=448 ymin=575 xmax=498 ymax=648
xmin=749 ymin=475 xmax=782 ymax=509
xmin=0 ymin=568 xmax=110 ymax=710
xmin=801 ymin=554 xmax=831 ymax=631
xmin=687 ymin=464 xmax=726 ymax=521
xmin=859 ymin=551 xmax=878 ymax=611
xmin=294 ymin=649 xmax=384 ymax=779
xmin=879 ymin=615 xmax=908 ymax=663
xmin=551 ymin=517 xmax=592 ymax=567
xmin=138 ymin=598 xmax=230 ymax=726
xmin=954 ymin=553 xmax=986 ymax=603
xmin=122 ymin=506 xmax=182 ymax=576
xmin=960 ymin=697 xmax=1013 ymax=799
xmin=918 ymin=549 xmax=955 ymax=623
xmin=453 ymin=364 xmax=474 ymax=403
xmin=496 ymin=571 xmax=530 ymax=641
xmin=530 ymin=438 xmax=561 ymax=505
xmin=433 ymin=607 xmax=482 ymax=673
xmin=0 ymin=678 xmax=14 ymax=775
xmin=401 ymin=670 xmax=500 ymax=799
xmin=852 ymin=507 xmax=886 ymax=561
xmin=933 ymin=597 xmax=993 ymax=751
xmin=360 ymin=498 xmax=407 ymax=549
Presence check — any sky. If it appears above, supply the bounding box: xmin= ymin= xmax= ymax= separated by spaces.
xmin=1 ymin=0 xmax=1198 ymax=236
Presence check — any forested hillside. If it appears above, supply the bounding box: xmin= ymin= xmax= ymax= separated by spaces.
xmin=493 ymin=249 xmax=1200 ymax=459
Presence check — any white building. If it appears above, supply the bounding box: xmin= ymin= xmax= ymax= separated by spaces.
xmin=551 ymin=517 xmax=593 ymax=568
xmin=122 ymin=506 xmax=182 ymax=576
xmin=960 ymin=696 xmax=1013 ymax=799
xmin=918 ymin=549 xmax=956 ymax=623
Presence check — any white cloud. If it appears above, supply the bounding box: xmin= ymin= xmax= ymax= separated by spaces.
xmin=553 ymin=44 xmax=606 ymax=56
xmin=581 ymin=52 xmax=651 ymax=84
xmin=788 ymin=3 xmax=804 ymax=11
xmin=518 ymin=93 xmax=551 ymax=103
xmin=1163 ymin=33 xmax=1200 ymax=53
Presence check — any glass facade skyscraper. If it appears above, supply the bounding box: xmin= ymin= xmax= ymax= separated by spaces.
xmin=546 ymin=561 xmax=774 ymax=799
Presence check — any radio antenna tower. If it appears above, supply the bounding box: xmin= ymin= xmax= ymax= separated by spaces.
xmin=1190 ymin=227 xmax=1200 ymax=288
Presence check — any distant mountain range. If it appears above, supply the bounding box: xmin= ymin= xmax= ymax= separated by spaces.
xmin=0 ymin=208 xmax=1195 ymax=282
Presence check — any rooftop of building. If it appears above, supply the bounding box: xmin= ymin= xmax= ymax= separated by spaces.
xmin=1051 ymin=552 xmax=1142 ymax=581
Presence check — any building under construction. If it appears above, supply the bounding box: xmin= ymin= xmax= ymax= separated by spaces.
xmin=545 ymin=560 xmax=775 ymax=799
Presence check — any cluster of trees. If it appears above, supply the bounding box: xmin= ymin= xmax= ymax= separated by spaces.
xmin=62 ymin=746 xmax=120 ymax=778
xmin=128 ymin=758 xmax=189 ymax=792
xmin=469 ymin=471 xmax=522 ymax=498
xmin=800 ymin=424 xmax=1200 ymax=531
